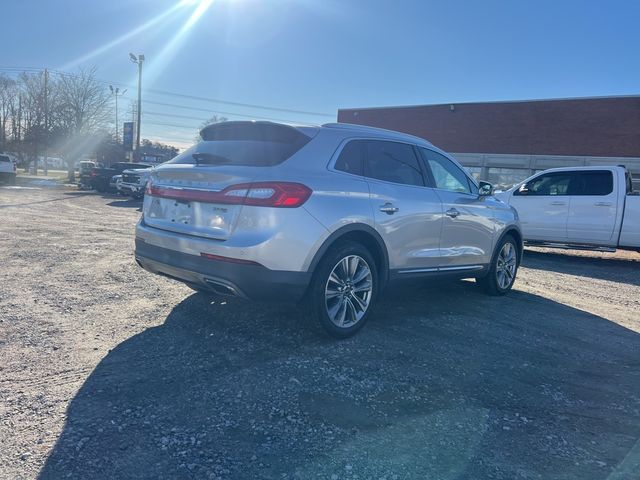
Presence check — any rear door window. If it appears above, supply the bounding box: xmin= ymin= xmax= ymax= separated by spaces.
xmin=362 ymin=140 xmax=424 ymax=187
xmin=568 ymin=170 xmax=614 ymax=196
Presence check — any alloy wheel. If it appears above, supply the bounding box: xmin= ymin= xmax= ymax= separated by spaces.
xmin=324 ymin=255 xmax=373 ymax=328
xmin=496 ymin=242 xmax=517 ymax=290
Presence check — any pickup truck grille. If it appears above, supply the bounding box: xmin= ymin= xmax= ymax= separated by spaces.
xmin=122 ymin=173 xmax=140 ymax=184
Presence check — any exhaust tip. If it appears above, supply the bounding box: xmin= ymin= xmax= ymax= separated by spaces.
xmin=204 ymin=279 xmax=238 ymax=297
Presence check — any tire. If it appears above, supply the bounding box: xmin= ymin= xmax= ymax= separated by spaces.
xmin=308 ymin=241 xmax=378 ymax=338
xmin=477 ymin=234 xmax=519 ymax=296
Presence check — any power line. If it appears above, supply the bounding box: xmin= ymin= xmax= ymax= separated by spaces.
xmin=144 ymin=121 xmax=200 ymax=130
xmin=1 ymin=66 xmax=334 ymax=118
xmin=144 ymin=88 xmax=333 ymax=118
xmin=141 ymin=107 xmax=317 ymax=126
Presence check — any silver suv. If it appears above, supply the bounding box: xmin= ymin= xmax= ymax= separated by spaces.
xmin=135 ymin=121 xmax=522 ymax=337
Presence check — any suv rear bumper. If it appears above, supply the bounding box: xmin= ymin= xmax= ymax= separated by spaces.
xmin=135 ymin=238 xmax=311 ymax=302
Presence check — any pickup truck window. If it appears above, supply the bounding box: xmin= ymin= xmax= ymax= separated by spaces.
xmin=515 ymin=172 xmax=572 ymax=196
xmin=568 ymin=170 xmax=613 ymax=196
xmin=625 ymin=171 xmax=634 ymax=194
xmin=516 ymin=170 xmax=614 ymax=196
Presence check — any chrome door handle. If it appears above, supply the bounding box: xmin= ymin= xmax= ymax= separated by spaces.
xmin=550 ymin=201 xmax=566 ymax=205
xmin=379 ymin=203 xmax=399 ymax=215
xmin=594 ymin=202 xmax=612 ymax=207
xmin=445 ymin=208 xmax=460 ymax=218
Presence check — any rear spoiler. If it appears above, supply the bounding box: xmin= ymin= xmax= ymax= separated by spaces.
xmin=200 ymin=121 xmax=311 ymax=144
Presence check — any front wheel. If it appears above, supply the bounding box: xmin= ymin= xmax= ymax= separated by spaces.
xmin=477 ymin=234 xmax=519 ymax=295
xmin=308 ymin=242 xmax=377 ymax=338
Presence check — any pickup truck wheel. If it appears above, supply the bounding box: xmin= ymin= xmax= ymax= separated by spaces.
xmin=308 ymin=242 xmax=377 ymax=339
xmin=477 ymin=234 xmax=519 ymax=296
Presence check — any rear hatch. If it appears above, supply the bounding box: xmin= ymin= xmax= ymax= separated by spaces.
xmin=143 ymin=121 xmax=314 ymax=240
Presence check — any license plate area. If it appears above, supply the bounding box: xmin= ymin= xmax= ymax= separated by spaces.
xmin=144 ymin=196 xmax=239 ymax=239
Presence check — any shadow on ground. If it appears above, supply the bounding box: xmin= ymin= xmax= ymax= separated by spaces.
xmin=62 ymin=190 xmax=143 ymax=209
xmin=39 ymin=281 xmax=640 ymax=479
xmin=105 ymin=198 xmax=143 ymax=210
xmin=523 ymin=249 xmax=640 ymax=287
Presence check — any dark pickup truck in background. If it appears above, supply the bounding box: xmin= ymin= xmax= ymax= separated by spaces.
xmin=90 ymin=162 xmax=152 ymax=192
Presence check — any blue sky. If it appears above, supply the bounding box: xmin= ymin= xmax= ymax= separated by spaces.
xmin=2 ymin=0 xmax=639 ymax=148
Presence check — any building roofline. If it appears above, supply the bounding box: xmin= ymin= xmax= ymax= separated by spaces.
xmin=338 ymin=94 xmax=640 ymax=113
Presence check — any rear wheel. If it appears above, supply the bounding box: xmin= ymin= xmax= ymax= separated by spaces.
xmin=477 ymin=234 xmax=519 ymax=295
xmin=308 ymin=242 xmax=377 ymax=338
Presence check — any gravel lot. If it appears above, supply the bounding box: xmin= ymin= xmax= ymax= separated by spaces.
xmin=1 ymin=184 xmax=639 ymax=480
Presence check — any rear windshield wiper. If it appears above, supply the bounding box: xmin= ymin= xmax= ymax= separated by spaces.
xmin=192 ymin=152 xmax=233 ymax=165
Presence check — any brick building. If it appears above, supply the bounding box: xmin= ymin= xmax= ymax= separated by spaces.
xmin=337 ymin=96 xmax=640 ymax=189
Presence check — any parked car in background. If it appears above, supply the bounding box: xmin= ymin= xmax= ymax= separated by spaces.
xmin=135 ymin=121 xmax=522 ymax=338
xmin=495 ymin=166 xmax=640 ymax=253
xmin=0 ymin=154 xmax=17 ymax=184
xmin=78 ymin=161 xmax=96 ymax=190
xmin=90 ymin=162 xmax=152 ymax=193
xmin=119 ymin=167 xmax=154 ymax=199
xmin=110 ymin=174 xmax=123 ymax=192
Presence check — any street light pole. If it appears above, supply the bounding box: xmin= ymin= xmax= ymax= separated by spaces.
xmin=129 ymin=53 xmax=145 ymax=162
xmin=109 ymin=86 xmax=127 ymax=143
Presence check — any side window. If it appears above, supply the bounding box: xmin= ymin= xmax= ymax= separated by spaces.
xmin=421 ymin=148 xmax=472 ymax=194
xmin=568 ymin=171 xmax=613 ymax=196
xmin=363 ymin=140 xmax=424 ymax=187
xmin=515 ymin=172 xmax=571 ymax=196
xmin=334 ymin=140 xmax=363 ymax=176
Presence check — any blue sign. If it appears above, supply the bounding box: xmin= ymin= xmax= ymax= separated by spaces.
xmin=123 ymin=122 xmax=134 ymax=151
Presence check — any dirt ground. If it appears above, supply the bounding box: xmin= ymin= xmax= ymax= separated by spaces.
xmin=1 ymin=184 xmax=639 ymax=480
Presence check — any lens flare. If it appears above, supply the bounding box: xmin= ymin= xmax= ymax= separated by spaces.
xmin=138 ymin=0 xmax=214 ymax=87
xmin=57 ymin=3 xmax=187 ymax=71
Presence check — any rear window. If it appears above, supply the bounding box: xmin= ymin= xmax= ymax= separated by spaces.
xmin=0 ymin=155 xmax=11 ymax=163
xmin=568 ymin=170 xmax=613 ymax=196
xmin=167 ymin=122 xmax=311 ymax=167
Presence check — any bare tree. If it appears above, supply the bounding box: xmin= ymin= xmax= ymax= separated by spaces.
xmin=19 ymin=71 xmax=48 ymax=173
xmin=56 ymin=68 xmax=111 ymax=179
xmin=0 ymin=75 xmax=17 ymax=150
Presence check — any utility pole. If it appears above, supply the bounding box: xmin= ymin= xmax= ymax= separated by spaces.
xmin=109 ymin=85 xmax=127 ymax=143
xmin=43 ymin=69 xmax=49 ymax=176
xmin=129 ymin=53 xmax=145 ymax=162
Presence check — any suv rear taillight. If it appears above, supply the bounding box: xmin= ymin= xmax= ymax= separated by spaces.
xmin=147 ymin=182 xmax=312 ymax=208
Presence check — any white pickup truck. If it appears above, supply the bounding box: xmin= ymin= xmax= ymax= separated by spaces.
xmin=495 ymin=166 xmax=640 ymax=253
xmin=0 ymin=154 xmax=17 ymax=184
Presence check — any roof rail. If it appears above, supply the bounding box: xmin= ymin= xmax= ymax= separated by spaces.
xmin=322 ymin=122 xmax=433 ymax=145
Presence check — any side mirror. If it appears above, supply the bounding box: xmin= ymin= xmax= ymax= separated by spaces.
xmin=478 ymin=181 xmax=493 ymax=196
